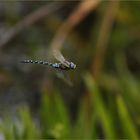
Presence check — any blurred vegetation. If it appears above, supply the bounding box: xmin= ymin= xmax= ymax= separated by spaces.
xmin=0 ymin=1 xmax=140 ymax=139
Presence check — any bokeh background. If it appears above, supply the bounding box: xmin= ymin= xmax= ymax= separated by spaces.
xmin=0 ymin=1 xmax=140 ymax=139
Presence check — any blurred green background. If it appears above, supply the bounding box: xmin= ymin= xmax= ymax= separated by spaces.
xmin=0 ymin=1 xmax=140 ymax=139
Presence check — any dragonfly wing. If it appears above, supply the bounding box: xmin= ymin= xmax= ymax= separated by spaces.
xmin=56 ymin=71 xmax=73 ymax=86
xmin=53 ymin=50 xmax=69 ymax=67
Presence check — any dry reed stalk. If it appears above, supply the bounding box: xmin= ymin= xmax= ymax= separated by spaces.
xmin=91 ymin=0 xmax=120 ymax=79
xmin=49 ymin=0 xmax=101 ymax=63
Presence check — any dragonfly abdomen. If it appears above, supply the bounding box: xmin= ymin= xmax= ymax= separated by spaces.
xmin=21 ymin=60 xmax=51 ymax=66
xmin=21 ymin=60 xmax=62 ymax=68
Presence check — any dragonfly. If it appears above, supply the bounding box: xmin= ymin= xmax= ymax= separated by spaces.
xmin=20 ymin=59 xmax=76 ymax=70
xmin=21 ymin=59 xmax=76 ymax=86
xmin=21 ymin=50 xmax=76 ymax=85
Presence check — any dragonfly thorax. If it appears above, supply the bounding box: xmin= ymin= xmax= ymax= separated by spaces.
xmin=69 ymin=62 xmax=76 ymax=69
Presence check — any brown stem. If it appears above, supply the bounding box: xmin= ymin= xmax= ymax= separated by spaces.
xmin=48 ymin=0 xmax=101 ymax=63
xmin=92 ymin=0 xmax=120 ymax=79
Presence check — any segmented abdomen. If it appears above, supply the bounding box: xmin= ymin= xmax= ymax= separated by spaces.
xmin=21 ymin=60 xmax=52 ymax=66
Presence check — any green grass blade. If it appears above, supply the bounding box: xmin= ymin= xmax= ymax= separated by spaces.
xmin=19 ymin=106 xmax=40 ymax=139
xmin=74 ymin=98 xmax=96 ymax=139
xmin=0 ymin=119 xmax=15 ymax=140
xmin=40 ymin=91 xmax=70 ymax=139
xmin=84 ymin=73 xmax=116 ymax=139
xmin=117 ymin=95 xmax=139 ymax=139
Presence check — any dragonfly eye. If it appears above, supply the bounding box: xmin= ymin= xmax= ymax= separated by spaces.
xmin=69 ymin=62 xmax=76 ymax=69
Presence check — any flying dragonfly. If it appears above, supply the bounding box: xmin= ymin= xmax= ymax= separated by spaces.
xmin=21 ymin=49 xmax=76 ymax=86
xmin=21 ymin=59 xmax=76 ymax=70
xmin=21 ymin=59 xmax=76 ymax=86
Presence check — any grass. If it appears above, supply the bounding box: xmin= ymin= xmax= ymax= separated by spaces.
xmin=0 ymin=69 xmax=139 ymax=139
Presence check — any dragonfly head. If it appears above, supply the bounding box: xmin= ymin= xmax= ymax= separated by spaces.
xmin=69 ymin=62 xmax=76 ymax=69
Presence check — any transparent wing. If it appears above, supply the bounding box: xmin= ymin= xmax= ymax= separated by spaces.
xmin=53 ymin=50 xmax=70 ymax=67
xmin=56 ymin=71 xmax=73 ymax=86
